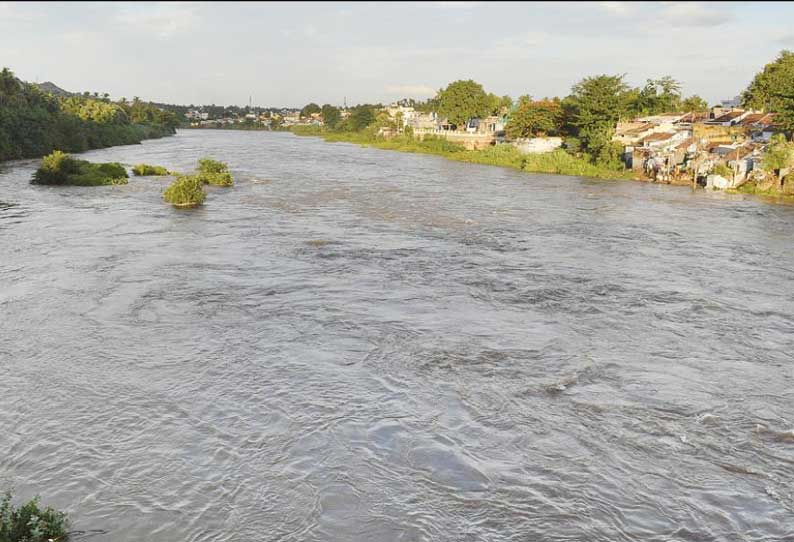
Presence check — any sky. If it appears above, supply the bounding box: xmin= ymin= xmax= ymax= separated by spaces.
xmin=2 ymin=1 xmax=794 ymax=108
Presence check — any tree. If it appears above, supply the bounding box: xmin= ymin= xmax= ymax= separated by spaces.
xmin=762 ymin=134 xmax=794 ymax=189
xmin=321 ymin=104 xmax=340 ymax=129
xmin=349 ymin=106 xmax=375 ymax=131
xmin=742 ymin=50 xmax=794 ymax=139
xmin=681 ymin=95 xmax=709 ymax=112
xmin=505 ymin=96 xmax=562 ymax=139
xmin=300 ymin=102 xmax=321 ymax=118
xmin=628 ymin=76 xmax=682 ymax=116
xmin=563 ymin=74 xmax=629 ymax=163
xmin=435 ymin=79 xmax=491 ymax=128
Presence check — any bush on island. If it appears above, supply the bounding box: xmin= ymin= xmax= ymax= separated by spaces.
xmin=31 ymin=150 xmax=128 ymax=186
xmin=0 ymin=490 xmax=69 ymax=542
xmin=197 ymin=157 xmax=233 ymax=186
xmin=132 ymin=164 xmax=170 ymax=176
xmin=163 ymin=174 xmax=206 ymax=207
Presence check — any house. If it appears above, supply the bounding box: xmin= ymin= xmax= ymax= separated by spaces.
xmin=407 ymin=112 xmax=438 ymax=130
xmin=704 ymin=110 xmax=752 ymax=126
xmin=466 ymin=115 xmax=505 ymax=135
xmin=638 ymin=130 xmax=691 ymax=151
xmin=613 ymin=122 xmax=657 ymax=146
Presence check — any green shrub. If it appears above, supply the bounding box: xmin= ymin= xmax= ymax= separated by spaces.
xmin=196 ymin=158 xmax=233 ymax=186
xmin=31 ymin=151 xmax=128 ymax=186
xmin=197 ymin=158 xmax=229 ymax=175
xmin=163 ymin=174 xmax=206 ymax=207
xmin=132 ymin=164 xmax=170 ymax=176
xmin=712 ymin=164 xmax=733 ymax=178
xmin=196 ymin=171 xmax=233 ymax=186
xmin=0 ymin=491 xmax=69 ymax=542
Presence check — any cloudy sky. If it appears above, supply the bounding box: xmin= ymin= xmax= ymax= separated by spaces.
xmin=2 ymin=1 xmax=793 ymax=107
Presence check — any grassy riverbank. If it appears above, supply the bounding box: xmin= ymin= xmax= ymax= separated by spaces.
xmin=290 ymin=126 xmax=638 ymax=181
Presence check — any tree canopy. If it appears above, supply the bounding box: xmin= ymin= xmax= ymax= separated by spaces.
xmin=742 ymin=50 xmax=794 ymax=138
xmin=321 ymin=104 xmax=340 ymax=128
xmin=505 ymin=96 xmax=562 ymax=139
xmin=300 ymin=102 xmax=321 ymax=118
xmin=436 ymin=79 xmax=491 ymax=127
xmin=563 ymin=74 xmax=629 ymax=163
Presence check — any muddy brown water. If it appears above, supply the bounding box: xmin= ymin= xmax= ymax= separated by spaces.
xmin=1 ymin=130 xmax=793 ymax=541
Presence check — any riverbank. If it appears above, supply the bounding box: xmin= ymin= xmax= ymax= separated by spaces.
xmin=289 ymin=126 xmax=639 ymax=181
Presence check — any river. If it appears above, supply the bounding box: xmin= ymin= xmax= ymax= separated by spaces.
xmin=1 ymin=130 xmax=793 ymax=541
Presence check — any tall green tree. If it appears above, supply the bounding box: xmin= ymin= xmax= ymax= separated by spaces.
xmin=349 ymin=106 xmax=375 ymax=131
xmin=563 ymin=74 xmax=629 ymax=165
xmin=505 ymin=96 xmax=562 ymax=139
xmin=742 ymin=50 xmax=794 ymax=139
xmin=321 ymin=104 xmax=340 ymax=129
xmin=628 ymin=76 xmax=682 ymax=115
xmin=681 ymin=95 xmax=709 ymax=112
xmin=435 ymin=80 xmax=491 ymax=128
xmin=300 ymin=102 xmax=321 ymax=118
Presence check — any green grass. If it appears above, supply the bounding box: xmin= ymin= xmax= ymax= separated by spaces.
xmin=0 ymin=490 xmax=69 ymax=542
xmin=132 ymin=163 xmax=170 ymax=176
xmin=31 ymin=150 xmax=128 ymax=186
xmin=163 ymin=174 xmax=206 ymax=207
xmin=291 ymin=128 xmax=635 ymax=181
xmin=729 ymin=178 xmax=794 ymax=200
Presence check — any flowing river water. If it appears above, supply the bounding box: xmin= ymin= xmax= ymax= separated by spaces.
xmin=1 ymin=130 xmax=793 ymax=542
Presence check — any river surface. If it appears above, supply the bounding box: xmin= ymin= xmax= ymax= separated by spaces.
xmin=1 ymin=130 xmax=793 ymax=542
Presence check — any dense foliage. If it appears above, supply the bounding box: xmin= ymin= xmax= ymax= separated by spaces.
xmin=762 ymin=134 xmax=794 ymax=187
xmin=321 ymin=104 xmax=340 ymax=129
xmin=300 ymin=103 xmax=321 ymax=118
xmin=505 ymin=97 xmax=563 ymax=139
xmin=163 ymin=174 xmax=206 ymax=206
xmin=435 ymin=79 xmax=491 ymax=127
xmin=0 ymin=491 xmax=69 ymax=542
xmin=0 ymin=67 xmax=177 ymax=162
xmin=132 ymin=164 xmax=170 ymax=176
xmin=562 ymin=74 xmax=629 ymax=166
xmin=31 ymin=150 xmax=128 ymax=186
xmin=196 ymin=157 xmax=233 ymax=186
xmin=742 ymin=50 xmax=794 ymax=137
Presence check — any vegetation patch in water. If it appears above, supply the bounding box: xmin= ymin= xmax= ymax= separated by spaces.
xmin=132 ymin=163 xmax=170 ymax=176
xmin=197 ymin=157 xmax=233 ymax=186
xmin=163 ymin=174 xmax=206 ymax=207
xmin=0 ymin=490 xmax=69 ymax=542
xmin=31 ymin=150 xmax=128 ymax=186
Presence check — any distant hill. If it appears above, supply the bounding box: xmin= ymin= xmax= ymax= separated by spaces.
xmin=34 ymin=81 xmax=73 ymax=97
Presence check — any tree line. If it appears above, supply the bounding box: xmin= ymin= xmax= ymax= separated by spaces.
xmin=0 ymin=68 xmax=179 ymax=162
xmin=298 ymin=50 xmax=794 ymax=170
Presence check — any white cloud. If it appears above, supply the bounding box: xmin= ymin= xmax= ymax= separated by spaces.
xmin=115 ymin=3 xmax=200 ymax=38
xmin=0 ymin=2 xmax=40 ymax=22
xmin=598 ymin=2 xmax=634 ymax=16
xmin=433 ymin=1 xmax=482 ymax=8
xmin=385 ymin=84 xmax=437 ymax=97
xmin=658 ymin=2 xmax=733 ymax=27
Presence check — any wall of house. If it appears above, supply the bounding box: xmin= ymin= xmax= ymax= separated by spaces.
xmin=511 ymin=137 xmax=563 ymax=154
xmin=693 ymin=124 xmax=748 ymax=144
xmin=413 ymin=129 xmax=495 ymax=150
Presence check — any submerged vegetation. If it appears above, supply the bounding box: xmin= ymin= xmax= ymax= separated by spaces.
xmin=0 ymin=67 xmax=178 ymax=162
xmin=0 ymin=491 xmax=69 ymax=542
xmin=196 ymin=157 xmax=233 ymax=186
xmin=31 ymin=150 xmax=128 ymax=186
xmin=132 ymin=164 xmax=170 ymax=176
xmin=163 ymin=174 xmax=206 ymax=207
xmin=161 ymin=157 xmax=233 ymax=206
